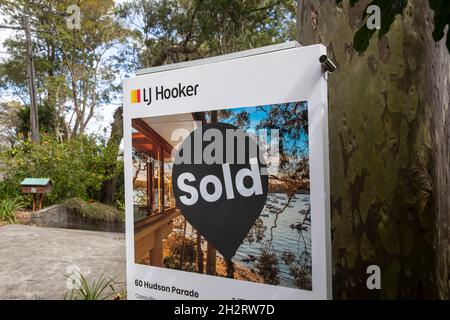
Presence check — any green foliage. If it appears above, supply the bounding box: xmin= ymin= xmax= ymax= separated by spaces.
xmin=429 ymin=0 xmax=450 ymax=51
xmin=0 ymin=197 xmax=25 ymax=223
xmin=16 ymin=102 xmax=64 ymax=137
xmin=0 ymin=0 xmax=130 ymax=136
xmin=64 ymin=271 xmax=116 ymax=300
xmin=0 ymin=178 xmax=19 ymax=199
xmin=123 ymin=0 xmax=296 ymax=67
xmin=0 ymin=101 xmax=22 ymax=147
xmin=116 ymin=198 xmax=125 ymax=212
xmin=64 ymin=198 xmax=124 ymax=222
xmin=354 ymin=0 xmax=407 ymax=52
xmin=337 ymin=0 xmax=450 ymax=52
xmin=0 ymin=173 xmax=25 ymax=224
xmin=0 ymin=135 xmax=121 ymax=206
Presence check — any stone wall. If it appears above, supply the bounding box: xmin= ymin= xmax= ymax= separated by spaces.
xmin=27 ymin=204 xmax=125 ymax=233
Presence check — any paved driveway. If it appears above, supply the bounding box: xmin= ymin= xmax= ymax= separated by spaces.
xmin=0 ymin=224 xmax=126 ymax=300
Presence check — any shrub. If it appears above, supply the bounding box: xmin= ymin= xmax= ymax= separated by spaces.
xmin=0 ymin=197 xmax=25 ymax=223
xmin=0 ymin=179 xmax=20 ymax=199
xmin=64 ymin=271 xmax=116 ymax=300
xmin=0 ymin=135 xmax=121 ymax=207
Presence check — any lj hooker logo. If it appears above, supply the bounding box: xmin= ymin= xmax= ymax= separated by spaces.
xmin=131 ymin=83 xmax=199 ymax=106
xmin=131 ymin=88 xmax=151 ymax=105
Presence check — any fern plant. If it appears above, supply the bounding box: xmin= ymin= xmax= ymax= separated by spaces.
xmin=0 ymin=197 xmax=24 ymax=224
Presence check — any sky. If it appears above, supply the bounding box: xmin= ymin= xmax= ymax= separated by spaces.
xmin=223 ymin=103 xmax=309 ymax=158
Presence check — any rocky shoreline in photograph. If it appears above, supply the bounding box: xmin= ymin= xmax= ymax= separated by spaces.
xmin=136 ymin=243 xmax=264 ymax=283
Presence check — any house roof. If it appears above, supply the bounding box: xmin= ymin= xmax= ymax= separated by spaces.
xmin=141 ymin=113 xmax=198 ymax=148
xmin=132 ymin=113 xmax=199 ymax=159
xmin=21 ymin=178 xmax=52 ymax=186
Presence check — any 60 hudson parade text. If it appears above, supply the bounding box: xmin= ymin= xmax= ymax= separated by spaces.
xmin=135 ymin=279 xmax=200 ymax=298
xmin=134 ymin=278 xmax=276 ymax=317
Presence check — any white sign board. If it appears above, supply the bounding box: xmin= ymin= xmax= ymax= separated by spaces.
xmin=123 ymin=43 xmax=331 ymax=300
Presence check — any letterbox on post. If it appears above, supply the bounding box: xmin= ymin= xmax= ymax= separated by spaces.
xmin=21 ymin=178 xmax=53 ymax=211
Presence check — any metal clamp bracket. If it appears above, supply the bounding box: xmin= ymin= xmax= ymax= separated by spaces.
xmin=320 ymin=55 xmax=337 ymax=74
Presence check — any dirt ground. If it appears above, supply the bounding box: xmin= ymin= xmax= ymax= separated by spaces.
xmin=0 ymin=224 xmax=125 ymax=300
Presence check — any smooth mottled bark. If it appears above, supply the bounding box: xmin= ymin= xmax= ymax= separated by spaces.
xmin=297 ymin=0 xmax=449 ymax=299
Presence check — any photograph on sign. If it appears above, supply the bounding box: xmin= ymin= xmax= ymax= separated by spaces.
xmin=131 ymin=102 xmax=312 ymax=291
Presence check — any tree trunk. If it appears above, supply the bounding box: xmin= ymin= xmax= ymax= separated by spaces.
xmin=23 ymin=16 xmax=39 ymax=144
xmin=225 ymin=259 xmax=235 ymax=279
xmin=297 ymin=0 xmax=449 ymax=299
xmin=101 ymin=106 xmax=123 ymax=204
xmin=101 ymin=176 xmax=117 ymax=205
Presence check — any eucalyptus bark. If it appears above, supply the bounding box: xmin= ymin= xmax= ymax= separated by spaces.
xmin=297 ymin=0 xmax=449 ymax=299
xmin=23 ymin=16 xmax=39 ymax=143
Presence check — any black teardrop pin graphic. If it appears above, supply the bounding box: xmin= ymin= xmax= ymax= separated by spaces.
xmin=172 ymin=123 xmax=268 ymax=261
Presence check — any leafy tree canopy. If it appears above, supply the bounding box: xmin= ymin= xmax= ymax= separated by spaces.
xmin=120 ymin=0 xmax=297 ymax=67
xmin=0 ymin=0 xmax=130 ymax=136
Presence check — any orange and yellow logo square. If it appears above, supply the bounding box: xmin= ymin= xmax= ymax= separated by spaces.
xmin=131 ymin=89 xmax=141 ymax=104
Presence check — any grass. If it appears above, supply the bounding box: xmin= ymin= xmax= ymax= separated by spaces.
xmin=0 ymin=197 xmax=25 ymax=224
xmin=64 ymin=197 xmax=124 ymax=222
xmin=64 ymin=271 xmax=117 ymax=300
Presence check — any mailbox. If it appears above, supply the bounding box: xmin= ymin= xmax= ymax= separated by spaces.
xmin=21 ymin=178 xmax=53 ymax=211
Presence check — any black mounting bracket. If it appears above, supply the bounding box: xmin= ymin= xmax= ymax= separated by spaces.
xmin=320 ymin=55 xmax=337 ymax=74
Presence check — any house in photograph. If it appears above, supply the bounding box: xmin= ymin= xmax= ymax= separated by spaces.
xmin=132 ymin=112 xmax=204 ymax=266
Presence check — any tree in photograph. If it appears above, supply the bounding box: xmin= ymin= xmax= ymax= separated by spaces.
xmin=239 ymin=102 xmax=311 ymax=289
xmin=255 ymin=243 xmax=280 ymax=285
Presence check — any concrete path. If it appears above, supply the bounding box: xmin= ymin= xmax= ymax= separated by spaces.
xmin=0 ymin=224 xmax=126 ymax=300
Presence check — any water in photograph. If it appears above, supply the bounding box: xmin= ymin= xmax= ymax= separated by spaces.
xmin=159 ymin=193 xmax=312 ymax=289
xmin=234 ymin=193 xmax=311 ymax=288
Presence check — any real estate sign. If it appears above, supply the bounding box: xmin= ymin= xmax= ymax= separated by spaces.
xmin=123 ymin=43 xmax=332 ymax=300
